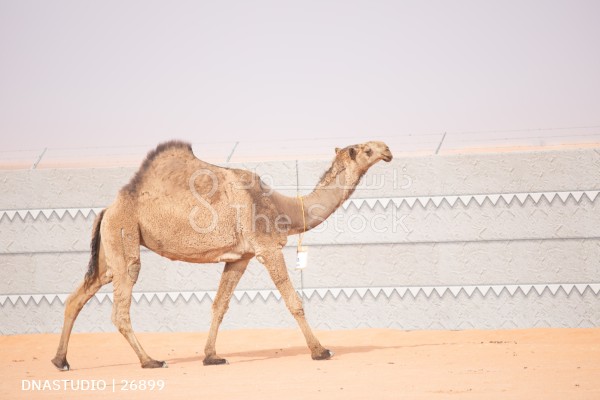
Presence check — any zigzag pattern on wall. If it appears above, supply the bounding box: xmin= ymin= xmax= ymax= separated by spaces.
xmin=0 ymin=208 xmax=103 ymax=221
xmin=343 ymin=190 xmax=600 ymax=210
xmin=0 ymin=190 xmax=598 ymax=222
xmin=2 ymin=283 xmax=599 ymax=306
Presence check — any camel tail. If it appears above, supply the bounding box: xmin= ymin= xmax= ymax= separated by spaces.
xmin=84 ymin=209 xmax=106 ymax=289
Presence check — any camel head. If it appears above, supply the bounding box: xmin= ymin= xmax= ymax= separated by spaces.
xmin=334 ymin=141 xmax=393 ymax=173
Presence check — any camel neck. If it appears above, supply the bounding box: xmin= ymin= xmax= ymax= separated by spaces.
xmin=271 ymin=167 xmax=364 ymax=235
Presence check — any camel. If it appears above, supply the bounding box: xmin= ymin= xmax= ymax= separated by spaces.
xmin=51 ymin=140 xmax=392 ymax=370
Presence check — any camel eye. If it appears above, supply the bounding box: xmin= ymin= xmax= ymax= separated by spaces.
xmin=365 ymin=148 xmax=373 ymax=156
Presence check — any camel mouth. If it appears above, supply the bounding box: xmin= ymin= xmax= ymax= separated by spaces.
xmin=382 ymin=153 xmax=393 ymax=162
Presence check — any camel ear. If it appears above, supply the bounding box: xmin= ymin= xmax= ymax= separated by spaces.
xmin=348 ymin=147 xmax=357 ymax=160
xmin=335 ymin=147 xmax=341 ymax=154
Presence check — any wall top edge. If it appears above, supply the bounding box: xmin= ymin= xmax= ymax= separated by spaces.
xmin=2 ymin=145 xmax=600 ymax=173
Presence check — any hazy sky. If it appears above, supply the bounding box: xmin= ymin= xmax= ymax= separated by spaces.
xmin=1 ymin=0 xmax=599 ymax=152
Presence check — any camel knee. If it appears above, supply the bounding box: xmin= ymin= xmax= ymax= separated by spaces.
xmin=287 ymin=299 xmax=305 ymax=318
xmin=127 ymin=262 xmax=141 ymax=284
xmin=291 ymin=307 xmax=305 ymax=318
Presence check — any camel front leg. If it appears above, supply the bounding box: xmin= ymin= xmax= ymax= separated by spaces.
xmin=204 ymin=259 xmax=249 ymax=365
xmin=259 ymin=250 xmax=333 ymax=360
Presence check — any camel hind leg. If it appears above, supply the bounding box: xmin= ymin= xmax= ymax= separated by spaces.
xmin=101 ymin=211 xmax=166 ymax=369
xmin=51 ymin=249 xmax=112 ymax=371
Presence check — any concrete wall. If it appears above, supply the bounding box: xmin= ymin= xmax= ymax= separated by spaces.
xmin=1 ymin=148 xmax=600 ymax=334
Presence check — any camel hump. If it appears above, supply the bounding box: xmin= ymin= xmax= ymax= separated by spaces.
xmin=122 ymin=140 xmax=194 ymax=195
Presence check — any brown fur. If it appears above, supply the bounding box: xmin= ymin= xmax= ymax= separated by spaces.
xmin=122 ymin=140 xmax=192 ymax=195
xmin=52 ymin=140 xmax=392 ymax=370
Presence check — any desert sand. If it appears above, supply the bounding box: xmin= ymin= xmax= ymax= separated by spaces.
xmin=1 ymin=328 xmax=599 ymax=399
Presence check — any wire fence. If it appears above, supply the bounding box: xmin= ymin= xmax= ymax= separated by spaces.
xmin=2 ymin=126 xmax=600 ymax=170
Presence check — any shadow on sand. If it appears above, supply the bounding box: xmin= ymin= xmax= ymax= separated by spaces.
xmin=168 ymin=341 xmax=464 ymax=365
xmin=65 ymin=361 xmax=139 ymax=371
xmin=64 ymin=341 xmax=469 ymax=370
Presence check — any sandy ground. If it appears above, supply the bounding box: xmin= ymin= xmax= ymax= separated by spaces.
xmin=1 ymin=328 xmax=599 ymax=399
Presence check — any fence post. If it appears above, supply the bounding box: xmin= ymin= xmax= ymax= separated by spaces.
xmin=31 ymin=147 xmax=47 ymax=169
xmin=435 ymin=132 xmax=447 ymax=155
xmin=225 ymin=141 xmax=239 ymax=163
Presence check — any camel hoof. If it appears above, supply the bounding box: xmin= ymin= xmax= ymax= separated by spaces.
xmin=51 ymin=357 xmax=70 ymax=371
xmin=203 ymin=357 xmax=229 ymax=366
xmin=312 ymin=349 xmax=334 ymax=360
xmin=142 ymin=360 xmax=168 ymax=369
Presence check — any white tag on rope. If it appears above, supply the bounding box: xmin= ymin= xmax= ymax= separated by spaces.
xmin=296 ymin=248 xmax=308 ymax=270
